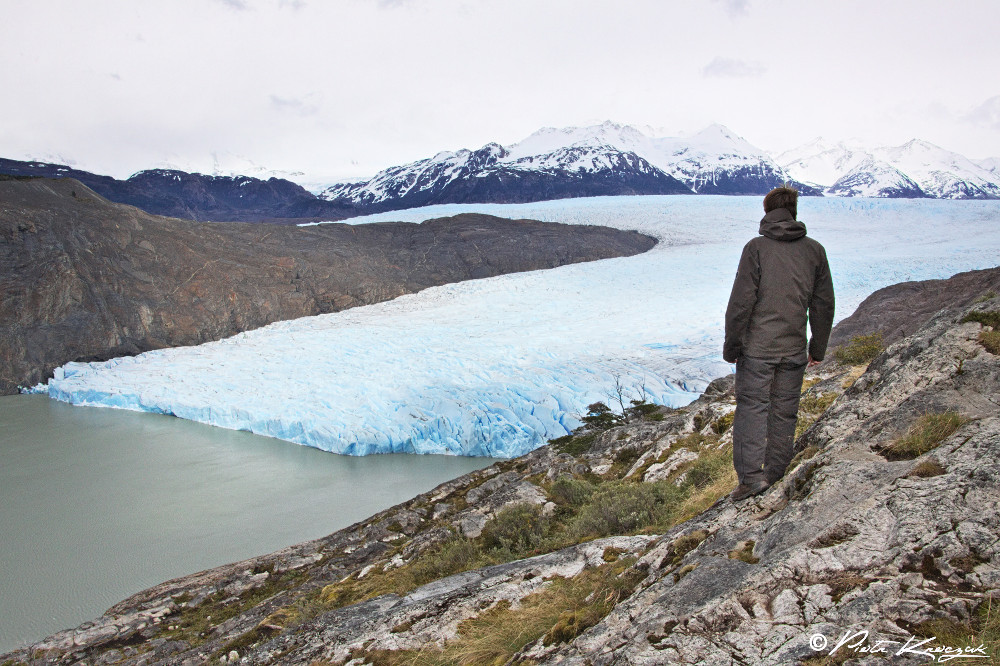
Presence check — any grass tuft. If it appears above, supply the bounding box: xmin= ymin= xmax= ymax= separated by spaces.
xmin=834 ymin=332 xmax=884 ymax=366
xmin=979 ymin=330 xmax=1000 ymax=355
xmin=786 ymin=445 xmax=820 ymax=476
xmin=795 ymin=392 xmax=837 ymax=438
xmin=673 ymin=563 xmax=698 ymax=583
xmin=728 ymin=540 xmax=759 ymax=564
xmin=908 ymin=459 xmax=947 ymax=478
xmin=879 ymin=411 xmax=969 ymax=461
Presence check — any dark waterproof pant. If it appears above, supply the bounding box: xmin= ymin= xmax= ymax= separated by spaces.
xmin=732 ymin=353 xmax=808 ymax=486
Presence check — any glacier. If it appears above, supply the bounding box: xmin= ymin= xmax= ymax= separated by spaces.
xmin=46 ymin=195 xmax=1000 ymax=457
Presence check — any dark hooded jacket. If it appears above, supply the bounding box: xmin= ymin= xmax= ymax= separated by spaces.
xmin=723 ymin=208 xmax=835 ymax=363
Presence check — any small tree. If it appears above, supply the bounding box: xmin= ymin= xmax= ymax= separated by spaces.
xmin=582 ymin=402 xmax=621 ymax=430
xmin=610 ymin=373 xmax=631 ymax=423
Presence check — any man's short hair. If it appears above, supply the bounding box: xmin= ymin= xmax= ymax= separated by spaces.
xmin=763 ymin=186 xmax=798 ymax=220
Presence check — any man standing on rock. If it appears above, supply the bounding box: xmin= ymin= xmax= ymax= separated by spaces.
xmin=723 ymin=187 xmax=835 ymax=501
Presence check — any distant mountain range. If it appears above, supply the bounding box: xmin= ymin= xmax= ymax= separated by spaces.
xmin=0 ymin=158 xmax=356 ymax=222
xmin=777 ymin=138 xmax=1000 ymax=199
xmin=3 ymin=123 xmax=997 ymax=222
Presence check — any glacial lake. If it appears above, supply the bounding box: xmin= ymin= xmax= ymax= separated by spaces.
xmin=0 ymin=395 xmax=496 ymax=654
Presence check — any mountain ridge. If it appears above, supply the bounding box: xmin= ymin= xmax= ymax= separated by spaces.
xmin=4 ymin=122 xmax=997 ymax=224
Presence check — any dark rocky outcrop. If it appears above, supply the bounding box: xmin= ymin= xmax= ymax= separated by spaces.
xmin=827 ymin=266 xmax=1000 ymax=350
xmin=3 ymin=269 xmax=997 ymax=665
xmin=0 ymin=178 xmax=656 ymax=395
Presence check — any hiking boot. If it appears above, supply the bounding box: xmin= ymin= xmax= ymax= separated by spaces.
xmin=730 ymin=480 xmax=769 ymax=502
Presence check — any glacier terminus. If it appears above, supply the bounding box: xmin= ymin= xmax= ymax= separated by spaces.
xmin=42 ymin=195 xmax=1000 ymax=457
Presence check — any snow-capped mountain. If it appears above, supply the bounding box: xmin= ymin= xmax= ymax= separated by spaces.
xmin=776 ymin=138 xmax=873 ymax=190
xmin=779 ymin=138 xmax=1000 ymax=199
xmin=875 ymin=139 xmax=1000 ymax=199
xmin=319 ymin=122 xmax=815 ymax=211
xmin=826 ymin=157 xmax=926 ymax=198
xmin=977 ymin=157 xmax=1000 ymax=177
xmin=154 ymin=151 xmax=306 ymax=183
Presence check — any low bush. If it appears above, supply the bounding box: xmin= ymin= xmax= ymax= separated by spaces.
xmin=582 ymin=402 xmax=622 ymax=430
xmin=547 ymin=477 xmax=596 ymax=507
xmin=480 ymin=504 xmax=547 ymax=554
xmin=550 ymin=432 xmax=597 ymax=456
xmin=961 ymin=309 xmax=1000 ymax=328
xmin=567 ymin=481 xmax=683 ymax=539
xmin=712 ymin=412 xmax=735 ymax=434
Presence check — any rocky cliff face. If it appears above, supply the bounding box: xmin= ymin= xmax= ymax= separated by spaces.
xmin=3 ymin=270 xmax=997 ymax=665
xmin=0 ymin=178 xmax=656 ymax=395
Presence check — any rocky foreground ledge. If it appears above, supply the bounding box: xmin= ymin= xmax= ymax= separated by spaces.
xmin=0 ymin=177 xmax=656 ymax=394
xmin=3 ymin=277 xmax=999 ymax=665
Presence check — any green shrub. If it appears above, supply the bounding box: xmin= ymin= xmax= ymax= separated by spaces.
xmin=629 ymin=401 xmax=663 ymax=420
xmin=407 ymin=536 xmax=481 ymax=583
xmin=481 ymin=504 xmax=547 ymax=553
xmin=567 ymin=481 xmax=682 ymax=539
xmin=880 ymin=411 xmax=968 ymax=460
xmin=961 ymin=310 xmax=1000 ymax=328
xmin=550 ymin=432 xmax=597 ymax=456
xmin=834 ymin=332 xmax=885 ymax=366
xmin=548 ymin=477 xmax=597 ymax=507
xmin=712 ymin=412 xmax=735 ymax=434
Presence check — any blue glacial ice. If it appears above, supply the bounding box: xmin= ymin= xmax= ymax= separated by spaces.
xmin=46 ymin=195 xmax=1000 ymax=457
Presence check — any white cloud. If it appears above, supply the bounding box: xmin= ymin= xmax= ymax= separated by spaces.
xmin=964 ymin=95 xmax=1000 ymax=132
xmin=269 ymin=94 xmax=321 ymax=117
xmin=2 ymin=0 xmax=999 ymax=182
xmin=214 ymin=0 xmax=250 ymax=10
xmin=702 ymin=57 xmax=766 ymax=78
xmin=712 ymin=0 xmax=750 ymax=16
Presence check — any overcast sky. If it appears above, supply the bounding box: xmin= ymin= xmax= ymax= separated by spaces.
xmin=2 ymin=0 xmax=998 ymax=185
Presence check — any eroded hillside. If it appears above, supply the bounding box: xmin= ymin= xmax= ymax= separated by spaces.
xmin=0 ymin=178 xmax=655 ymax=394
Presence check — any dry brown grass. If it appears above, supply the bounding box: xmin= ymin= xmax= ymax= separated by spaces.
xmin=880 ymin=412 xmax=969 ymax=461
xmin=356 ymin=557 xmax=644 ymax=665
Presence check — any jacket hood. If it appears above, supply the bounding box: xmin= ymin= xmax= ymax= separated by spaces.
xmin=759 ymin=208 xmax=806 ymax=241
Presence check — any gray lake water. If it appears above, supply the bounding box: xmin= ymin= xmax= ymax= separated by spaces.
xmin=0 ymin=395 xmax=496 ymax=654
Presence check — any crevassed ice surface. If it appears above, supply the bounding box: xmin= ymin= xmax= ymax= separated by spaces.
xmin=47 ymin=196 xmax=1000 ymax=457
